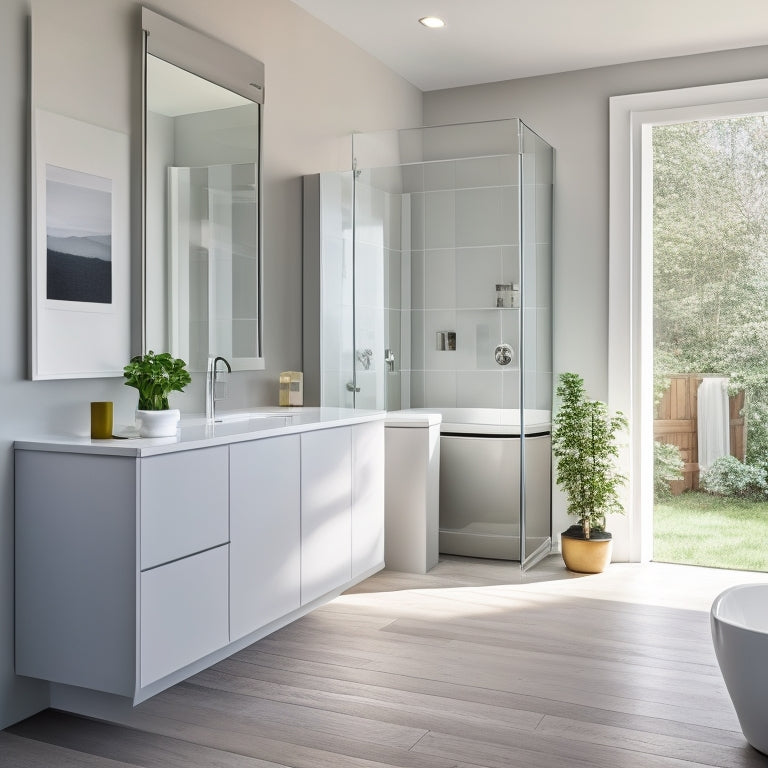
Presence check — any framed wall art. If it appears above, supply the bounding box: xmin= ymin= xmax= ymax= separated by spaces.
xmin=30 ymin=109 xmax=130 ymax=379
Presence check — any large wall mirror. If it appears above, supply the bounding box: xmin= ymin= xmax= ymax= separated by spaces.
xmin=142 ymin=8 xmax=265 ymax=371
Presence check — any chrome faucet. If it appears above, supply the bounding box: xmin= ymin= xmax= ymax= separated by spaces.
xmin=206 ymin=356 xmax=232 ymax=423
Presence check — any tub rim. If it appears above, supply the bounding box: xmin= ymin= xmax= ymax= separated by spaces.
xmin=711 ymin=583 xmax=768 ymax=633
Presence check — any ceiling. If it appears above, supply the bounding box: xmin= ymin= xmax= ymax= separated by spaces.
xmin=288 ymin=0 xmax=768 ymax=91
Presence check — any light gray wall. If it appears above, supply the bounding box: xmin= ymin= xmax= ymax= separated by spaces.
xmin=424 ymin=45 xmax=768 ymax=538
xmin=1 ymin=0 xmax=420 ymax=729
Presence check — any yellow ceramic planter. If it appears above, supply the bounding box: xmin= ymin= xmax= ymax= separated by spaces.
xmin=561 ymin=534 xmax=613 ymax=574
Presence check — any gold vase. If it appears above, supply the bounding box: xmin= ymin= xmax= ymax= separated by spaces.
xmin=561 ymin=534 xmax=613 ymax=574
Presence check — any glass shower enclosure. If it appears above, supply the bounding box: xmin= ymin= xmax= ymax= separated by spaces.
xmin=303 ymin=119 xmax=553 ymax=567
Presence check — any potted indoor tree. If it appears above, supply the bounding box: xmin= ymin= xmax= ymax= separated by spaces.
xmin=124 ymin=351 xmax=192 ymax=437
xmin=551 ymin=372 xmax=628 ymax=573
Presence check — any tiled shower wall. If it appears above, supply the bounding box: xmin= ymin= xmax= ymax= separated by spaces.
xmin=316 ymin=133 xmax=552 ymax=412
xmin=406 ymin=155 xmax=525 ymax=409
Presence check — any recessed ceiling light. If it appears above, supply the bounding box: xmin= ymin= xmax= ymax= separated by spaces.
xmin=419 ymin=16 xmax=445 ymax=29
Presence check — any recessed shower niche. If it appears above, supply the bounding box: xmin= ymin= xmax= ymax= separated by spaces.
xmin=303 ymin=119 xmax=553 ymax=567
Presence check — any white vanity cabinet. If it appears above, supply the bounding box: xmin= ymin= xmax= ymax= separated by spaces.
xmin=229 ymin=434 xmax=301 ymax=640
xmin=15 ymin=410 xmax=385 ymax=713
xmin=351 ymin=420 xmax=385 ymax=576
xmin=15 ymin=445 xmax=230 ymax=698
xmin=299 ymin=421 xmax=385 ymax=604
xmin=300 ymin=427 xmax=353 ymax=604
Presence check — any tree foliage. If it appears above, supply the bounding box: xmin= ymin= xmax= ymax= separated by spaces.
xmin=552 ymin=373 xmax=628 ymax=538
xmin=653 ymin=116 xmax=768 ymax=464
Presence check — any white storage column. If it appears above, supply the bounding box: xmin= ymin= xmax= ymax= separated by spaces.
xmin=384 ymin=412 xmax=441 ymax=574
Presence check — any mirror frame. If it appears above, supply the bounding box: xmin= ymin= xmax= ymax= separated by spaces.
xmin=141 ymin=7 xmax=265 ymax=370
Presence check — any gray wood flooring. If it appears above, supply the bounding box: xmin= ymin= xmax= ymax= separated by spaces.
xmin=5 ymin=555 xmax=768 ymax=767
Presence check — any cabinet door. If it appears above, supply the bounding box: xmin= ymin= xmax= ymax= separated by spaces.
xmin=140 ymin=544 xmax=229 ymax=688
xmin=300 ymin=427 xmax=352 ymax=604
xmin=140 ymin=446 xmax=229 ymax=570
xmin=229 ymin=435 xmax=301 ymax=641
xmin=351 ymin=421 xmax=385 ymax=578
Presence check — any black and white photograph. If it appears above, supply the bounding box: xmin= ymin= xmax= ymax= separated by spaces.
xmin=45 ymin=164 xmax=112 ymax=304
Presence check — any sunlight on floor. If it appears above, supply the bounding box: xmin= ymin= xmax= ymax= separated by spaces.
xmin=339 ymin=556 xmax=768 ymax=618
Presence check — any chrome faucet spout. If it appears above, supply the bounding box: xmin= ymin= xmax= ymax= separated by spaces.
xmin=206 ymin=356 xmax=232 ymax=423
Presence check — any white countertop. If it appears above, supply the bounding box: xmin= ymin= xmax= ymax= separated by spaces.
xmin=14 ymin=407 xmax=385 ymax=457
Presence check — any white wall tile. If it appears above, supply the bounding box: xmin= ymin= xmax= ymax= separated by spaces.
xmin=501 ymin=185 xmax=520 ymax=246
xmin=536 ymin=307 xmax=552 ymax=374
xmin=386 ymin=308 xmax=401 ymax=369
xmin=410 ymin=192 xmax=425 ymax=250
xmin=384 ymin=192 xmax=402 ymax=251
xmin=409 ymin=370 xmax=425 ymax=407
xmin=411 ymin=250 xmax=425 ymax=310
xmin=456 ymin=371 xmax=503 ymax=408
xmin=400 ymin=307 xmax=411 ymax=373
xmin=424 ymin=160 xmax=455 ymax=191
xmin=501 ymin=245 xmax=520 ymax=286
xmin=425 ymin=190 xmax=455 ymax=249
xmin=385 ymin=247 xmax=402 ymax=310
xmin=454 ymin=154 xmax=517 ymax=189
xmin=354 ymin=241 xmax=384 ymax=310
xmin=456 ymin=309 xmax=501 ymax=371
xmin=521 ymin=307 xmax=537 ymax=373
xmin=425 ymin=248 xmax=456 ymax=309
xmin=455 ymin=187 xmax=503 ymax=247
xmin=410 ymin=309 xmax=425 ymax=370
xmin=535 ymin=183 xmax=553 ymax=244
xmin=456 ymin=246 xmax=502 ymax=309
xmin=386 ymin=371 xmax=402 ymax=411
xmin=424 ymin=371 xmax=457 ymax=407
xmin=501 ymin=370 xmax=521 ymax=409
xmin=402 ymin=163 xmax=424 ymax=194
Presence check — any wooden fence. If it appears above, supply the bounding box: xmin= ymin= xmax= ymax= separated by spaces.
xmin=654 ymin=374 xmax=745 ymax=495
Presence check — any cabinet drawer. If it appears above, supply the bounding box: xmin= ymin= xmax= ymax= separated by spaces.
xmin=140 ymin=446 xmax=229 ymax=570
xmin=140 ymin=544 xmax=229 ymax=687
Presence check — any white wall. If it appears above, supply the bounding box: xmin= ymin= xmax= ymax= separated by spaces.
xmin=423 ymin=45 xmax=768 ymax=552
xmin=1 ymin=0 xmax=420 ymax=729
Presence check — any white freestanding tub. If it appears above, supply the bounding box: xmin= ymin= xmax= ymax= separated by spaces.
xmin=711 ymin=584 xmax=768 ymax=755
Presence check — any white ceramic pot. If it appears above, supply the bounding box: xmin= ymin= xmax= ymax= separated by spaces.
xmin=135 ymin=408 xmax=180 ymax=438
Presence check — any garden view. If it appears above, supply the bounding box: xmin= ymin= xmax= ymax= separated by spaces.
xmin=653 ymin=114 xmax=768 ymax=571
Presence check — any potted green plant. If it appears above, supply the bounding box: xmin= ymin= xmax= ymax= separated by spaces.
xmin=124 ymin=351 xmax=192 ymax=437
xmin=551 ymin=372 xmax=628 ymax=573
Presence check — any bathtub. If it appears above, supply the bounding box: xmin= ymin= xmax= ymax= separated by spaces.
xmin=401 ymin=408 xmax=552 ymax=564
xmin=711 ymin=584 xmax=768 ymax=755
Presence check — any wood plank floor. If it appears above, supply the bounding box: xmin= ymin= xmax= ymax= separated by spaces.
xmin=6 ymin=555 xmax=768 ymax=768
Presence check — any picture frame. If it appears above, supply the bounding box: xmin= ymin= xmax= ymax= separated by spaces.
xmin=30 ymin=109 xmax=130 ymax=379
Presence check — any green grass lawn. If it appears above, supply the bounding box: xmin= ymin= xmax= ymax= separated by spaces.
xmin=654 ymin=491 xmax=768 ymax=571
